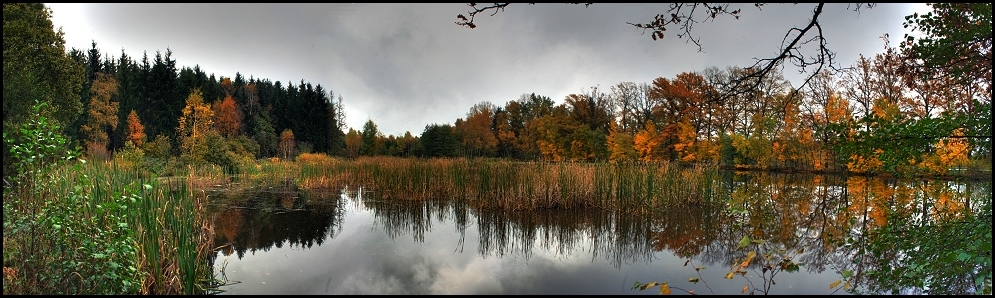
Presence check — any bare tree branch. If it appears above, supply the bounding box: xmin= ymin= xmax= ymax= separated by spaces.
xmin=454 ymin=3 xmax=878 ymax=104
xmin=457 ymin=3 xmax=593 ymax=29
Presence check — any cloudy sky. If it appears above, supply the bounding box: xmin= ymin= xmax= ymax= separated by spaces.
xmin=47 ymin=3 xmax=929 ymax=136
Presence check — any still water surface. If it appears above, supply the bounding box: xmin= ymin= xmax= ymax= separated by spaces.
xmin=205 ymin=173 xmax=989 ymax=294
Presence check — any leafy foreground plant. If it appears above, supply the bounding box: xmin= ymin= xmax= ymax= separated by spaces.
xmin=633 ymin=235 xmax=804 ymax=295
xmin=3 ymin=101 xmax=216 ymax=294
xmin=633 ymin=186 xmax=993 ymax=295
xmin=846 ymin=191 xmax=993 ymax=295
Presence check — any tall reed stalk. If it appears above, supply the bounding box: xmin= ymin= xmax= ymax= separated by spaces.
xmin=285 ymin=156 xmax=723 ymax=213
xmin=83 ymin=160 xmax=216 ymax=294
xmin=3 ymin=158 xmax=215 ymax=294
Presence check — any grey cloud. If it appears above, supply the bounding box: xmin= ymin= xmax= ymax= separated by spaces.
xmin=49 ymin=3 xmax=923 ymax=136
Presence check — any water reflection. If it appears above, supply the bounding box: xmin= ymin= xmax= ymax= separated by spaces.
xmin=206 ymin=172 xmax=991 ymax=294
xmin=207 ymin=185 xmax=345 ymax=260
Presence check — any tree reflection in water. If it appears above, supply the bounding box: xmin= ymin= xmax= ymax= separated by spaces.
xmin=206 ymin=172 xmax=991 ymax=294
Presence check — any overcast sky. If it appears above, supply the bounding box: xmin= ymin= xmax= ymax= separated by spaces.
xmin=47 ymin=3 xmax=930 ymax=136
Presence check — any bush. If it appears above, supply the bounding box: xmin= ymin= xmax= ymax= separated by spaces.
xmin=3 ymin=101 xmax=140 ymax=294
xmin=297 ymin=152 xmax=336 ymax=165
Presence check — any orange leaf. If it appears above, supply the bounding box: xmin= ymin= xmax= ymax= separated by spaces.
xmin=659 ymin=283 xmax=671 ymax=295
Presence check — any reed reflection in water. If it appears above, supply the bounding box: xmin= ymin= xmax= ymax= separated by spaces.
xmin=205 ymin=172 xmax=991 ymax=294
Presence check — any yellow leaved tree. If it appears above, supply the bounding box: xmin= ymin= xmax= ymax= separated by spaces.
xmin=177 ymin=89 xmax=215 ymax=164
xmin=634 ymin=121 xmax=664 ymax=162
xmin=80 ymin=72 xmax=119 ymax=159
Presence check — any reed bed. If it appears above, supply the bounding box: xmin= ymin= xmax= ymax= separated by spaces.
xmin=290 ymin=156 xmax=724 ymax=213
xmin=3 ymin=159 xmax=215 ymax=294
xmin=81 ymin=161 xmax=216 ymax=294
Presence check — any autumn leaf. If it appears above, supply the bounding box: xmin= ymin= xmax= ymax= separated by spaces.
xmin=738 ymin=235 xmax=751 ymax=249
xmin=841 ymin=270 xmax=853 ymax=278
xmin=659 ymin=283 xmax=671 ymax=295
xmin=742 ymin=285 xmax=749 ymax=293
xmin=638 ymin=282 xmax=659 ymax=291
xmin=829 ymin=279 xmax=842 ymax=289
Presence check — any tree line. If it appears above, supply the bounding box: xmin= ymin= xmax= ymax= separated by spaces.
xmin=3 ymin=3 xmax=990 ymax=179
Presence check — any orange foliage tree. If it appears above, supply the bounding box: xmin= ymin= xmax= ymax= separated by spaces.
xmin=125 ymin=109 xmax=146 ymax=148
xmin=279 ymin=129 xmax=296 ymax=160
xmin=672 ymin=117 xmax=698 ymax=162
xmin=634 ymin=121 xmax=665 ymax=161
xmin=214 ymin=95 xmax=243 ymax=138
xmin=456 ymin=102 xmax=498 ymax=157
xmin=923 ymin=128 xmax=971 ymax=175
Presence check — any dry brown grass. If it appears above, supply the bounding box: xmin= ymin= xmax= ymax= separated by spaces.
xmin=276 ymin=156 xmax=722 ymax=213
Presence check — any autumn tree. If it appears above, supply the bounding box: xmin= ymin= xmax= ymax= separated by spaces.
xmin=177 ymin=89 xmax=215 ymax=164
xmin=80 ymin=72 xmax=120 ymax=158
xmin=798 ymin=71 xmax=843 ymax=170
xmin=344 ymin=128 xmax=361 ymax=158
xmin=506 ymin=93 xmax=555 ymax=159
xmin=634 ymin=121 xmax=665 ymax=162
xmin=562 ymin=90 xmax=612 ymax=161
xmin=564 ymin=89 xmax=613 ymax=134
xmin=832 ymin=32 xmax=983 ymax=176
xmin=606 ymin=121 xmax=637 ymax=163
xmin=220 ymin=76 xmax=235 ymax=98
xmin=672 ymin=117 xmax=700 ymax=162
xmin=529 ymin=103 xmax=601 ymax=162
xmin=396 ymin=131 xmax=418 ymax=157
xmin=214 ymin=95 xmax=244 ymax=137
xmin=902 ymin=3 xmax=992 ymax=160
xmin=647 ymin=72 xmax=719 ymax=162
xmin=492 ymin=107 xmax=517 ymax=158
xmin=923 ymin=128 xmax=971 ymax=175
xmin=773 ymin=96 xmax=822 ymax=170
xmin=125 ymin=109 xmax=146 ymax=148
xmin=279 ymin=129 xmax=296 ymax=160
xmin=456 ymin=101 xmax=499 ymax=157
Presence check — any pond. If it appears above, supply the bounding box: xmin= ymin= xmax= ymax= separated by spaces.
xmin=204 ymin=172 xmax=991 ymax=295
